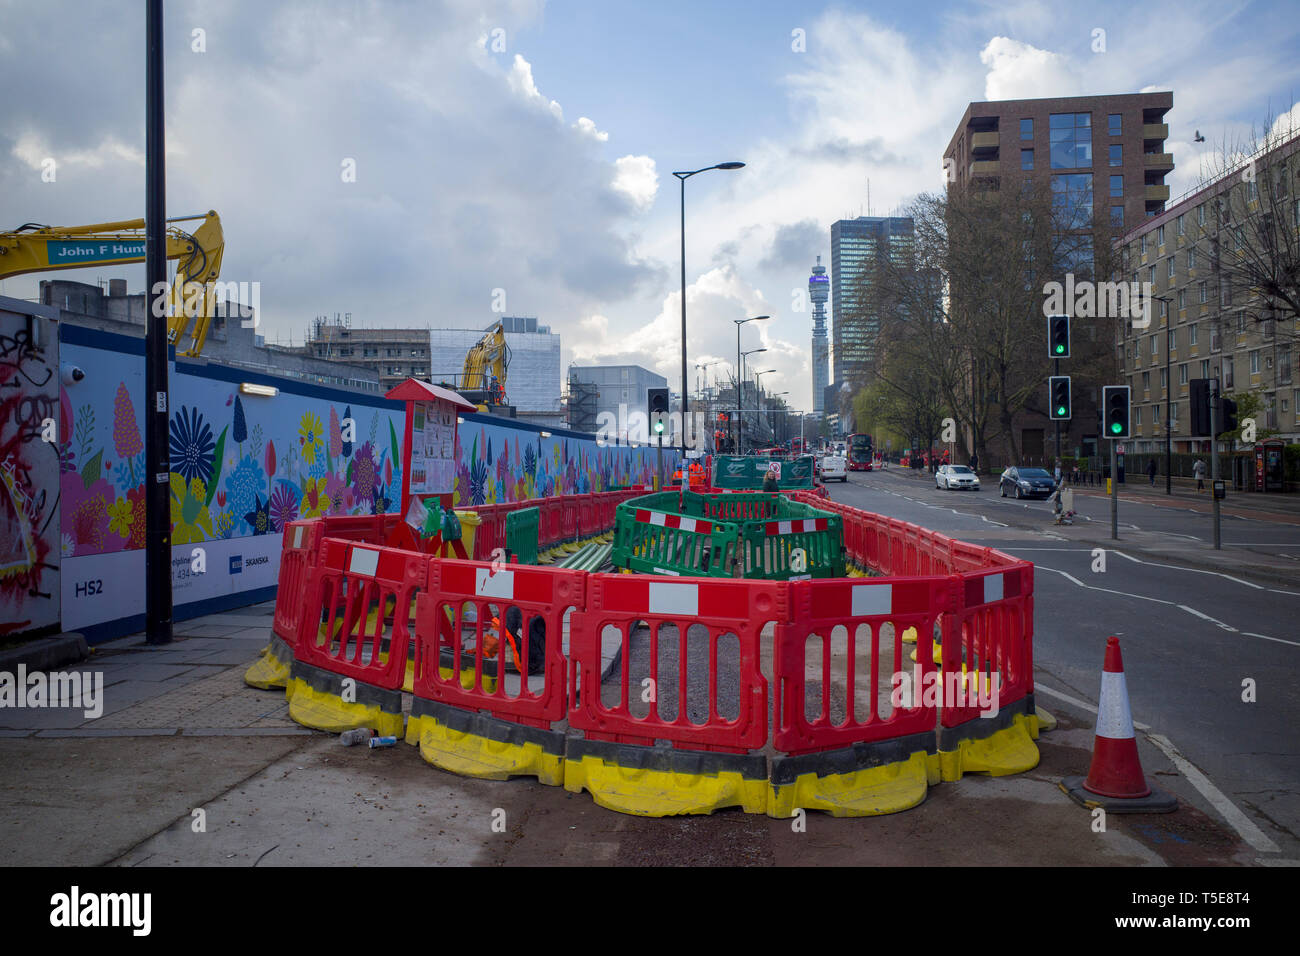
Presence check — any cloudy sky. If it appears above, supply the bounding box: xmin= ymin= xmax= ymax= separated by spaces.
xmin=3 ymin=0 xmax=1298 ymax=412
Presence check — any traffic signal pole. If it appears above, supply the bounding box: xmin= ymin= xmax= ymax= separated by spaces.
xmin=1211 ymin=379 xmax=1221 ymax=550
xmin=1054 ymin=357 xmax=1062 ymax=464
xmin=1110 ymin=439 xmax=1118 ymax=540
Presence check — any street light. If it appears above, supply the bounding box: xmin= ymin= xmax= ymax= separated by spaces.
xmin=734 ymin=316 xmax=769 ymax=454
xmin=739 ymin=344 xmax=767 ymax=452
xmin=675 ymin=161 xmax=746 ymax=455
xmin=755 ymin=369 xmax=776 ymax=446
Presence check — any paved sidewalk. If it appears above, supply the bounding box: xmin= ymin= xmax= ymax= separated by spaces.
xmin=0 ymin=600 xmax=1278 ymax=866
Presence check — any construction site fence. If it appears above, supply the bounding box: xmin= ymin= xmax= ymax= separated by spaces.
xmin=273 ymin=491 xmax=1034 ymax=813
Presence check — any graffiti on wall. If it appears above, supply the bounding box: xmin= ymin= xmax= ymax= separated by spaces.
xmin=0 ymin=310 xmax=60 ymax=636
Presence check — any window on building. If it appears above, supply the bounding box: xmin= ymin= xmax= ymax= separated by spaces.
xmin=1110 ymin=144 xmax=1123 ymax=167
xmin=1198 ymin=204 xmax=1206 ymax=226
xmin=1225 ymin=359 xmax=1234 ymax=389
xmin=1248 ymin=179 xmax=1258 ymax=201
xmin=1168 ymin=257 xmax=1175 ymax=279
xmin=1189 ymin=324 xmax=1198 ymax=345
xmin=1160 ymin=298 xmax=1169 ymax=320
xmin=1049 ymin=112 xmax=1093 ymax=168
xmin=1177 ymin=214 xmax=1185 ymax=235
xmin=1251 ymin=351 xmax=1261 ymax=374
xmin=1168 ymin=328 xmax=1176 ymax=351
xmin=1020 ymin=118 xmax=1033 ymax=139
xmin=1151 ymin=334 xmax=1159 ymax=357
xmin=1179 ymin=364 xmax=1189 ymax=385
xmin=1171 ymin=401 xmax=1178 ymax=424
xmin=1142 ymin=371 xmax=1150 ymax=391
xmin=1200 ymin=359 xmax=1210 ymax=378
xmin=1160 ymin=368 xmax=1168 ymax=389
xmin=1178 ymin=290 xmax=1186 ymax=311
xmin=1051 ymin=173 xmax=1093 ymax=222
xmin=1111 ymin=206 xmax=1124 ymax=227
xmin=1110 ymin=175 xmax=1124 ymax=197
xmin=1149 ymin=266 xmax=1157 ymax=286
xmin=1157 ymin=225 xmax=1165 ymax=245
xmin=1021 ymin=148 xmax=1034 ymax=170
xmin=1187 ymin=248 xmax=1196 ymax=269
xmin=1108 ymin=113 xmax=1122 ymax=136
xmin=1135 ymin=406 xmax=1142 ymax=426
xmin=1199 ymin=282 xmax=1207 ymax=304
xmin=1221 ymin=279 xmax=1232 ymax=307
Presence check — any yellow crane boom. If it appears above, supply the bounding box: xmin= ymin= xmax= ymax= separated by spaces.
xmin=0 ymin=211 xmax=225 ymax=357
xmin=461 ymin=322 xmax=510 ymax=405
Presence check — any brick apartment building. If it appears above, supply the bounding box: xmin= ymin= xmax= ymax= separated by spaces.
xmin=944 ymin=91 xmax=1174 ymax=465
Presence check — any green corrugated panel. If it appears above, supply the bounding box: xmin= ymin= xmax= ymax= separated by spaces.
xmin=505 ymin=506 xmax=540 ymax=566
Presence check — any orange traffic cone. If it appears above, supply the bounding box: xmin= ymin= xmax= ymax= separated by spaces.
xmin=1061 ymin=636 xmax=1176 ymax=812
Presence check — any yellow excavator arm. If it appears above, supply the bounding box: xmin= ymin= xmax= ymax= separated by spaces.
xmin=0 ymin=211 xmax=225 ymax=357
xmin=461 ymin=322 xmax=509 ymax=403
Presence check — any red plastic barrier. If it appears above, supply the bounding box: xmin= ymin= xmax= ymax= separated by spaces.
xmin=560 ymin=495 xmax=579 ymax=542
xmin=318 ymin=513 xmax=402 ymax=546
xmin=775 ymin=576 xmax=948 ymax=755
xmin=273 ymin=520 xmax=321 ymax=643
xmin=539 ymin=497 xmax=562 ymax=548
xmin=568 ymin=573 xmax=775 ymax=752
xmin=576 ymin=493 xmax=599 ymax=539
xmin=295 ymin=538 xmax=427 ymax=690
xmin=941 ymin=563 xmax=1034 ymax=727
xmin=412 ymin=558 xmax=585 ymax=725
xmin=471 ymin=504 xmax=509 ymax=562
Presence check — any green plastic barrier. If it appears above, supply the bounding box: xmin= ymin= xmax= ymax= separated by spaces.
xmin=710 ymin=455 xmax=816 ymax=491
xmin=505 ymin=506 xmax=540 ymax=566
xmin=610 ymin=491 xmax=843 ymax=579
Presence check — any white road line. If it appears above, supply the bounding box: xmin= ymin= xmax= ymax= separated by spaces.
xmin=1145 ymin=733 xmax=1282 ymax=854
xmin=1242 ymin=631 xmax=1300 ymax=648
xmin=1035 ymin=685 xmax=1279 ymax=853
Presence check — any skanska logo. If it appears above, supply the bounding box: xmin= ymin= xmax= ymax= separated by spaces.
xmin=229 ymin=555 xmax=242 ymax=574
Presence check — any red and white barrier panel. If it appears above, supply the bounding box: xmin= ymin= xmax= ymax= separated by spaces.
xmin=634 ymin=509 xmax=714 ymax=535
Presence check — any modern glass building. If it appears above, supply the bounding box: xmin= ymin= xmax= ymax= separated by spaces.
xmin=829 ymin=216 xmax=915 ymax=388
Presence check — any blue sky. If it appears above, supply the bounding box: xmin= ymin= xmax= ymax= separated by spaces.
xmin=2 ymin=0 xmax=1298 ymax=412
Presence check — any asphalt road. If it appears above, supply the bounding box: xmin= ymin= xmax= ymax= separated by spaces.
xmin=825 ymin=467 xmax=1300 ymax=858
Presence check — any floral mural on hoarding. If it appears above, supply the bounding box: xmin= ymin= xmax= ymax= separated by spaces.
xmin=449 ymin=418 xmax=676 ymax=507
xmin=58 ymin=342 xmax=406 ymax=557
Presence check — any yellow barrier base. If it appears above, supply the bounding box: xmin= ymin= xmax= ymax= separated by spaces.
xmin=244 ymin=635 xmax=293 ymax=690
xmin=563 ymin=738 xmax=768 ymax=816
xmin=406 ymin=698 xmax=564 ymax=785
xmin=1031 ymin=704 xmax=1056 ymax=736
xmin=768 ymin=732 xmax=937 ymax=818
xmin=937 ymin=709 xmax=1039 ymax=782
xmin=285 ymin=661 xmax=405 ymax=737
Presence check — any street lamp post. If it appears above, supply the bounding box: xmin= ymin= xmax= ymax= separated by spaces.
xmin=1153 ymin=295 xmax=1173 ymax=494
xmin=740 ymin=346 xmax=767 ymax=453
xmin=674 ymin=162 xmax=745 ymax=455
xmin=733 ymin=316 xmax=769 ymax=454
xmin=755 ymin=369 xmax=775 ymax=444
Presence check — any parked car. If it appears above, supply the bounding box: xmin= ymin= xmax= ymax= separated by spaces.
xmin=820 ymin=452 xmax=848 ymax=482
xmin=999 ymin=466 xmax=1057 ymax=499
xmin=936 ymin=464 xmax=980 ymax=490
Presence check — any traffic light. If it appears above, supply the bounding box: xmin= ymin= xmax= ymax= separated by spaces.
xmin=1221 ymin=396 xmax=1239 ymax=434
xmin=1047 ymin=314 xmax=1070 ymax=358
xmin=1102 ymin=385 xmax=1131 ymax=439
xmin=647 ymin=387 xmax=669 ymax=439
xmin=1190 ymin=379 xmax=1211 ymax=436
xmin=1048 ymin=375 xmax=1072 ymax=420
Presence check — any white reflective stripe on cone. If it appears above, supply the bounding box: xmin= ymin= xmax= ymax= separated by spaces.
xmin=1095 ymin=671 xmax=1135 ymax=740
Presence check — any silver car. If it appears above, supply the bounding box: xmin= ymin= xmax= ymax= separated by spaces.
xmin=936 ymin=464 xmax=980 ymax=490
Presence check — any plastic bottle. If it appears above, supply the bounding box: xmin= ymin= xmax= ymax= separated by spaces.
xmin=367 ymin=735 xmax=398 ymax=749
xmin=339 ymin=728 xmax=375 ymax=746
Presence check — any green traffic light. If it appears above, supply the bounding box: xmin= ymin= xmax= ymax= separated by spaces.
xmin=1057 ymin=406 xmax=1067 ymax=416
xmin=1110 ymin=422 xmax=1122 ymax=434
xmin=1054 ymin=345 xmax=1064 ymax=354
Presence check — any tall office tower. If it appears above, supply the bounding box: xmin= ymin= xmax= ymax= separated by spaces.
xmin=809 ymin=256 xmax=829 ymax=417
xmin=830 ymin=216 xmax=914 ymax=388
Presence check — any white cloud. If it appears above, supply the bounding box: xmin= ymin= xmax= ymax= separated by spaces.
xmin=612 ymin=155 xmax=659 ymax=212
xmin=574 ymin=116 xmax=608 ymax=141
xmin=507 ymin=52 xmax=562 ymax=119
xmin=979 ymin=36 xmax=1082 ymax=101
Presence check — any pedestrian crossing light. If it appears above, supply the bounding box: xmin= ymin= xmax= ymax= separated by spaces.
xmin=1103 ymin=385 xmax=1130 ymax=439
xmin=1049 ymin=375 xmax=1071 ymax=420
xmin=647 ymin=387 xmax=669 ymax=438
xmin=1048 ymin=314 xmax=1070 ymax=358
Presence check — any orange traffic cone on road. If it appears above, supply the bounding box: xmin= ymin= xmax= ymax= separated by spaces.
xmin=1061 ymin=636 xmax=1177 ymax=812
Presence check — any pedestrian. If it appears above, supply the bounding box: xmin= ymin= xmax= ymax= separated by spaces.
xmin=1193 ymin=458 xmax=1206 ymax=492
xmin=969 ymin=451 xmax=979 ymax=474
xmin=1072 ymin=463 xmax=1081 ymax=486
xmin=762 ymin=463 xmax=780 ymax=493
xmin=1146 ymin=459 xmax=1157 ymax=487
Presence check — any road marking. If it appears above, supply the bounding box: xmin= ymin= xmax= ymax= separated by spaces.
xmin=1035 ymin=685 xmax=1280 ymax=853
xmin=1145 ymin=733 xmax=1281 ymax=854
xmin=1242 ymin=631 xmax=1300 ymax=648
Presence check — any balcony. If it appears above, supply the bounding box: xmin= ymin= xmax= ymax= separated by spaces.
xmin=971 ymin=131 xmax=1000 ymax=152
xmin=968 ymin=160 xmax=1000 ymax=177
xmin=1145 ymin=184 xmax=1171 ymax=203
xmin=1144 ymin=152 xmax=1174 ymax=170
xmin=1143 ymin=123 xmax=1169 ymax=142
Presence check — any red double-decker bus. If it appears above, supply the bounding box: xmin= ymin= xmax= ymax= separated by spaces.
xmin=848 ymin=433 xmax=874 ymax=471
